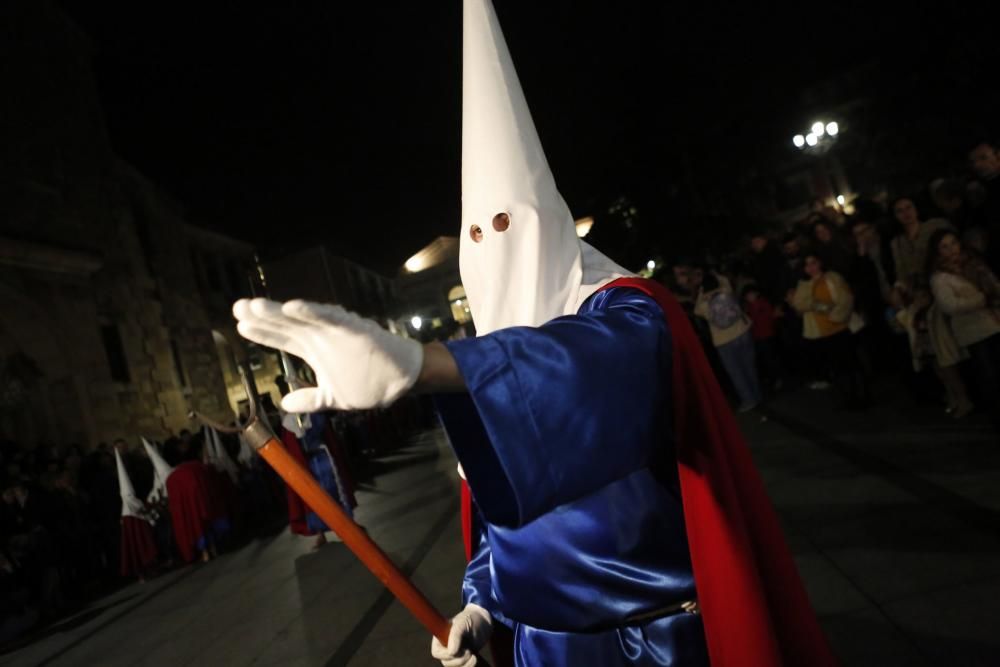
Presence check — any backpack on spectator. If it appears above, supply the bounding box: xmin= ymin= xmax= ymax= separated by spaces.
xmin=707 ymin=291 xmax=744 ymax=329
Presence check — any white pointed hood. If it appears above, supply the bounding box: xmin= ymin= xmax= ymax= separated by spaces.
xmin=142 ymin=437 xmax=173 ymax=500
xmin=202 ymin=425 xmax=214 ymax=465
xmin=236 ymin=406 xmax=257 ymax=466
xmin=115 ymin=448 xmax=147 ymax=519
xmin=207 ymin=425 xmax=240 ymax=484
xmin=460 ymin=0 xmax=629 ymax=335
xmin=236 ymin=433 xmax=255 ymax=466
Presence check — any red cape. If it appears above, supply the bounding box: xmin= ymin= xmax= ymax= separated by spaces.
xmin=120 ymin=515 xmax=157 ymax=577
xmin=461 ymin=277 xmax=837 ymax=666
xmin=166 ymin=461 xmax=225 ymax=563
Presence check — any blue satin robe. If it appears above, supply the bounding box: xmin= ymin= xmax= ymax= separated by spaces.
xmin=303 ymin=413 xmax=353 ymax=533
xmin=436 ymin=287 xmax=709 ymax=667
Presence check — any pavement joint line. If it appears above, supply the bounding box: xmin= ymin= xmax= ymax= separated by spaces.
xmin=796 ymin=527 xmax=933 ymax=663
xmin=360 ymin=484 xmax=457 ymax=525
xmin=33 ymin=562 xmax=204 ymax=666
xmin=857 ymin=569 xmax=1000 ymax=609
xmin=762 ymin=405 xmax=1000 ymax=664
xmin=760 ymin=407 xmax=1000 ymax=538
xmin=323 ymin=497 xmax=460 ymax=667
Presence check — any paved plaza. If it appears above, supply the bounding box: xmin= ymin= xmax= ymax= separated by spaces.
xmin=3 ymin=385 xmax=999 ymax=666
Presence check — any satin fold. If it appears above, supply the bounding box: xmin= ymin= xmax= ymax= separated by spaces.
xmin=437 ymin=287 xmax=708 ymax=666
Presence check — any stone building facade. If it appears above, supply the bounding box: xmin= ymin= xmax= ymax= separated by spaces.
xmin=0 ymin=0 xmax=280 ymax=449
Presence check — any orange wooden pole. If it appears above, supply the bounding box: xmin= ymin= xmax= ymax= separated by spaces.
xmin=255 ymin=435 xmax=452 ymax=644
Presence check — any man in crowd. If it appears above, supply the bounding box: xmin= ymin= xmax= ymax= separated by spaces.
xmin=968 ymin=139 xmax=1000 ymax=270
xmin=748 ymin=234 xmax=785 ymax=304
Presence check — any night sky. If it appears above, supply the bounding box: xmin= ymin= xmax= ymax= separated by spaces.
xmin=57 ymin=1 xmax=991 ymax=272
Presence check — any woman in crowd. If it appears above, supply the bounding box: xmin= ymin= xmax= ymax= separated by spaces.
xmin=695 ymin=270 xmax=762 ymax=411
xmin=792 ymin=251 xmax=868 ymax=408
xmin=895 ymin=286 xmax=974 ymax=418
xmin=927 ymin=230 xmax=1000 ymax=423
xmin=890 ymin=197 xmax=953 ymax=300
xmin=812 ymin=220 xmax=853 ymax=275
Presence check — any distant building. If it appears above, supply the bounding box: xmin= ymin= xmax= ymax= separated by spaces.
xmin=397 ymin=237 xmax=466 ymax=336
xmin=397 ymin=218 xmax=596 ymax=336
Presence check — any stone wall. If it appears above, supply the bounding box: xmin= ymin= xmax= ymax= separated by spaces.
xmin=0 ymin=2 xmax=273 ymax=450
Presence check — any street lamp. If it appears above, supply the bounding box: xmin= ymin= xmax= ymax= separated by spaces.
xmin=793 ymin=120 xmax=841 ymax=151
xmin=789 ymin=120 xmax=852 ymax=217
xmin=410 ymin=316 xmax=423 ymax=331
xmin=646 ymin=260 xmax=656 ymax=271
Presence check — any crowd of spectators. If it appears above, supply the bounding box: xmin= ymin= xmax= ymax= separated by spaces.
xmin=660 ymin=139 xmax=1000 ymax=426
xmin=0 ymin=400 xmax=428 ymax=647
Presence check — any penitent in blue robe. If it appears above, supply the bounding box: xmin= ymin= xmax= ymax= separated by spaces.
xmin=303 ymin=413 xmax=354 ymax=533
xmin=435 ymin=287 xmax=710 ymax=667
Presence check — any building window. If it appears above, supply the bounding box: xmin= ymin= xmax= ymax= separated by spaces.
xmin=100 ymin=324 xmax=131 ymax=383
xmin=134 ymin=209 xmax=156 ymax=274
xmin=170 ymin=338 xmax=188 ymax=387
xmin=226 ymin=260 xmax=246 ymax=298
xmin=190 ymin=249 xmax=207 ymax=291
xmin=205 ymin=256 xmax=222 ymax=291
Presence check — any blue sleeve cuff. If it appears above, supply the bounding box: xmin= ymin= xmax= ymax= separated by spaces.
xmin=441 ymin=335 xmax=555 ymax=527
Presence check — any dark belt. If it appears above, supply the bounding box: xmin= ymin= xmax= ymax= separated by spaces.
xmin=626 ymin=599 xmax=700 ymax=624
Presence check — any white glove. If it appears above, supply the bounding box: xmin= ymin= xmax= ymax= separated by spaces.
xmin=430 ymin=604 xmax=492 ymax=667
xmin=232 ymin=298 xmax=423 ymax=412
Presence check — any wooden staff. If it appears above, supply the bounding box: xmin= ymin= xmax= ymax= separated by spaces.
xmin=191 ymin=397 xmax=490 ymax=666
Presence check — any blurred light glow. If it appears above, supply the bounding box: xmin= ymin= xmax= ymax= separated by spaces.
xmin=836 ymin=195 xmax=846 ymax=205
xmin=574 ymin=216 xmax=594 ymax=238
xmin=646 ymin=260 xmax=656 ymax=271
xmin=811 ymin=121 xmax=825 ymax=136
xmin=806 ymin=133 xmax=818 ymax=146
xmin=826 ymin=122 xmax=839 ymax=136
xmin=410 ymin=316 xmax=422 ymax=330
xmin=793 ymin=134 xmax=806 ymax=148
xmin=404 ymin=256 xmax=424 ymax=273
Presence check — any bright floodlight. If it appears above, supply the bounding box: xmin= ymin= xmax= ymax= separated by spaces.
xmin=646 ymin=260 xmax=656 ymax=271
xmin=806 ymin=133 xmax=818 ymax=146
xmin=826 ymin=121 xmax=839 ymax=136
xmin=811 ymin=122 xmax=825 ymax=136
xmin=837 ymin=195 xmax=846 ymax=205
xmin=410 ymin=316 xmax=422 ymax=330
xmin=793 ymin=134 xmax=806 ymax=148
